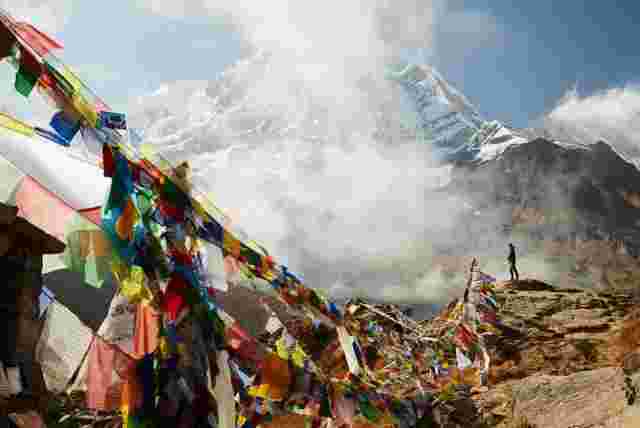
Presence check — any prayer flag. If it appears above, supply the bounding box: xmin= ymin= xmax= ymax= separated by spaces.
xmin=86 ymin=336 xmax=138 ymax=411
xmin=0 ymin=23 xmax=15 ymax=60
xmin=223 ymin=231 xmax=241 ymax=258
xmin=14 ymin=22 xmax=62 ymax=57
xmin=34 ymin=126 xmax=70 ymax=146
xmin=99 ymin=111 xmax=127 ymax=130
xmin=0 ymin=112 xmax=34 ymax=137
xmin=97 ymin=294 xmax=137 ymax=356
xmin=15 ymin=47 xmax=41 ymax=97
xmin=49 ymin=111 xmax=80 ymax=143
xmin=258 ymin=353 xmax=292 ymax=401
xmin=337 ymin=326 xmax=362 ymax=376
xmin=38 ymin=286 xmax=54 ymax=318
xmin=456 ymin=348 xmax=472 ymax=369
xmin=72 ymin=91 xmax=99 ymax=127
xmin=213 ymin=350 xmax=236 ymax=428
xmin=16 ymin=175 xmax=75 ymax=242
xmin=35 ymin=302 xmax=94 ymax=393
xmin=133 ymin=304 xmax=159 ymax=358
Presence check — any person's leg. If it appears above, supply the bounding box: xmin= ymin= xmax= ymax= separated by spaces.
xmin=509 ymin=265 xmax=515 ymax=280
xmin=514 ymin=265 xmax=520 ymax=281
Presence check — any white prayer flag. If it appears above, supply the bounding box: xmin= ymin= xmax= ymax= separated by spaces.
xmin=36 ymin=302 xmax=93 ymax=393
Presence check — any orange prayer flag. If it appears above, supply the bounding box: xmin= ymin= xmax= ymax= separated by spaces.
xmin=261 ymin=414 xmax=307 ymax=428
xmin=115 ymin=197 xmax=138 ymax=241
xmin=260 ymin=353 xmax=292 ymax=401
xmin=133 ymin=304 xmax=160 ymax=358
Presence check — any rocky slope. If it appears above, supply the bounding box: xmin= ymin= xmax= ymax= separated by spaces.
xmin=443 ymin=137 xmax=640 ymax=291
xmin=461 ymin=279 xmax=640 ymax=427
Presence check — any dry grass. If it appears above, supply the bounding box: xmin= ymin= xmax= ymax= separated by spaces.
xmin=509 ymin=415 xmax=537 ymax=428
xmin=607 ymin=308 xmax=640 ymax=365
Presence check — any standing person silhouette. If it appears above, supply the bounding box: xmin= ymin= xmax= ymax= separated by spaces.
xmin=508 ymin=243 xmax=519 ymax=281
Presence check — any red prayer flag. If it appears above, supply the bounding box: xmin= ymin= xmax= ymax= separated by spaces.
xmin=0 ymin=22 xmax=15 ymax=59
xmin=86 ymin=337 xmax=140 ymax=412
xmin=13 ymin=22 xmax=62 ymax=57
xmin=78 ymin=207 xmax=103 ymax=226
xmin=453 ymin=323 xmax=477 ymax=351
xmin=102 ymin=144 xmax=115 ymax=177
xmin=226 ymin=322 xmax=259 ymax=362
xmin=163 ymin=274 xmax=189 ymax=321
xmin=16 ymin=176 xmax=75 ymax=242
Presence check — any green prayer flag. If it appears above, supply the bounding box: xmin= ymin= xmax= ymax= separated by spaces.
xmin=62 ymin=215 xmax=111 ymax=288
xmin=83 ymin=248 xmax=103 ymax=288
xmin=15 ymin=66 xmax=38 ymax=97
xmin=359 ymin=397 xmax=382 ymax=422
xmin=320 ymin=393 xmax=332 ymax=418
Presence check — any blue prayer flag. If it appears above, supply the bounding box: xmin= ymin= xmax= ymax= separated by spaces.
xmin=99 ymin=111 xmax=127 ymax=130
xmin=38 ymin=286 xmax=55 ymax=317
xmin=35 ymin=127 xmax=71 ymax=146
xmin=49 ymin=111 xmax=80 ymax=143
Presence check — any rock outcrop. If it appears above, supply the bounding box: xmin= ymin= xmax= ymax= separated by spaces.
xmin=0 ymin=203 xmax=65 ymax=419
xmin=468 ymin=279 xmax=640 ymax=427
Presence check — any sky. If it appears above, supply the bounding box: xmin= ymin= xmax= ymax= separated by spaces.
xmin=1 ymin=0 xmax=638 ymax=128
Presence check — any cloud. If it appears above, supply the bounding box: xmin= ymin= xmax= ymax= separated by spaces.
xmin=546 ymin=84 xmax=640 ymax=162
xmin=130 ymin=75 xmax=472 ymax=305
xmin=126 ymin=0 xmax=504 ymax=305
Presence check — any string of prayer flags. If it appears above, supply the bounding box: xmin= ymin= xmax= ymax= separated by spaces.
xmin=0 ymin=9 xmax=516 ymax=425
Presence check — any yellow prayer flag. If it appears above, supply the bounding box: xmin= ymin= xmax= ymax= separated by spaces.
xmin=276 ymin=337 xmax=290 ymax=360
xmin=248 ymin=384 xmax=270 ymax=399
xmin=0 ymin=113 xmax=35 ymax=137
xmin=71 ymin=92 xmax=98 ymax=127
xmin=140 ymin=143 xmax=156 ymax=160
xmin=119 ymin=266 xmax=154 ymax=304
xmin=292 ymin=345 xmax=308 ymax=368
xmin=223 ymin=232 xmax=241 ymax=258
xmin=59 ymin=65 xmax=84 ymax=94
